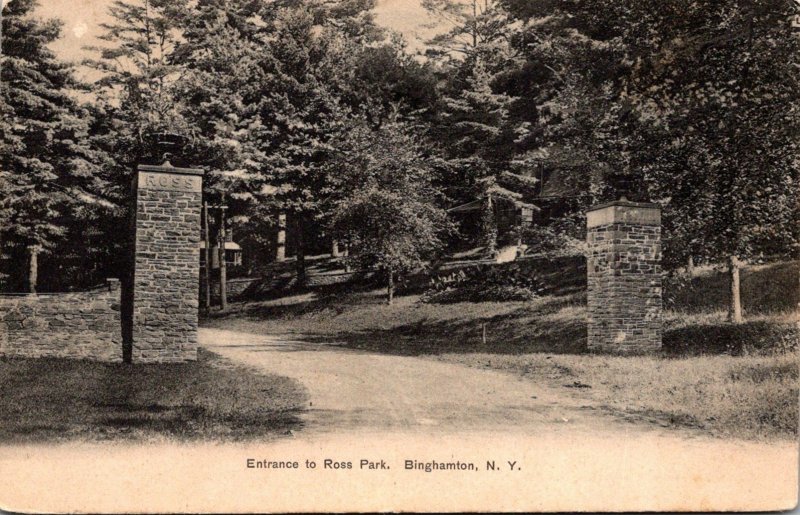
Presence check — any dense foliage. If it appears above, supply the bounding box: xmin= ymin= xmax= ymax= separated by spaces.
xmin=1 ymin=0 xmax=116 ymax=291
xmin=1 ymin=0 xmax=797 ymax=318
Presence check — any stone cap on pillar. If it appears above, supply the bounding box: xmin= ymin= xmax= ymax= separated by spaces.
xmin=137 ymin=160 xmax=204 ymax=176
xmin=587 ymin=200 xmax=660 ymax=228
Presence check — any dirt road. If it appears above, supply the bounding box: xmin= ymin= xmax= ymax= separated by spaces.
xmin=200 ymin=327 xmax=632 ymax=436
xmin=199 ymin=327 xmax=799 ymax=442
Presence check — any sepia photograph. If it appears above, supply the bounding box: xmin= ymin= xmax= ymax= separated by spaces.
xmin=0 ymin=0 xmax=798 ymax=511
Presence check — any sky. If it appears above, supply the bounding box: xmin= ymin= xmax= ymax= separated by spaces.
xmin=36 ymin=0 xmax=441 ymax=70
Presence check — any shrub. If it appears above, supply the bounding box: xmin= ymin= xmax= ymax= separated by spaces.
xmin=421 ymin=263 xmax=544 ymax=303
xmin=517 ymin=223 xmax=584 ymax=257
xmin=664 ymin=320 xmax=798 ymax=357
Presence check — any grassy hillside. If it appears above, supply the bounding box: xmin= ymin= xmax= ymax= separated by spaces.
xmin=205 ymin=259 xmax=798 ymax=439
xmin=209 ymin=260 xmax=797 ymax=357
xmin=666 ymin=261 xmax=799 ymax=314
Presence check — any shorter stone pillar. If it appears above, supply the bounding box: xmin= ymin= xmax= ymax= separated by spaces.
xmin=586 ymin=200 xmax=662 ymax=353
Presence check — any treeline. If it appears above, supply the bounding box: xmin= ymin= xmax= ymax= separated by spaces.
xmin=1 ymin=0 xmax=798 ymax=305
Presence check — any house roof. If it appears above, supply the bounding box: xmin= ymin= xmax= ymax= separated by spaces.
xmin=448 ymin=199 xmax=484 ymax=213
xmin=199 ymin=241 xmax=241 ymax=250
xmin=448 ymin=195 xmax=540 ymax=213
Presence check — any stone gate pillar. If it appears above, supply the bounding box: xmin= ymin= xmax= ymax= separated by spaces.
xmin=131 ymin=161 xmax=203 ymax=363
xmin=586 ymin=200 xmax=662 ymax=353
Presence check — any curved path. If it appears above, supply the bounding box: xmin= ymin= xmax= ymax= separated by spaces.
xmin=200 ymin=327 xmax=633 ymax=436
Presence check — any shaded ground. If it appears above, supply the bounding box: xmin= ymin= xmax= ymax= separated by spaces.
xmin=0 ymin=349 xmax=307 ymax=443
xmin=207 ymin=261 xmax=798 ymax=358
xmin=208 ymin=291 xmax=589 ymax=355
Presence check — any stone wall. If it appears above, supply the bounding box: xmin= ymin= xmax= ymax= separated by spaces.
xmin=0 ymin=279 xmax=122 ymax=361
xmin=132 ymin=164 xmax=203 ymax=363
xmin=586 ymin=201 xmax=662 ymax=353
xmin=202 ymin=277 xmax=260 ymax=302
xmin=202 ymin=271 xmax=378 ymax=303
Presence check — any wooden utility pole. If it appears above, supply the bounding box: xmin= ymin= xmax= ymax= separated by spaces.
xmin=218 ymin=204 xmax=228 ymax=311
xmin=202 ymin=202 xmax=211 ymax=312
xmin=387 ymin=269 xmax=394 ymax=305
xmin=294 ymin=214 xmax=306 ymax=287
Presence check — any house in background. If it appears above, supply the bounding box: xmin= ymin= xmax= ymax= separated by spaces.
xmin=448 ymin=194 xmax=537 ymax=254
xmin=200 ymin=229 xmax=243 ymax=269
xmin=449 ymin=195 xmax=535 ymax=235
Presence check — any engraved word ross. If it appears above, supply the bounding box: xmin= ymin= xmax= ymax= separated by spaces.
xmin=139 ymin=171 xmax=201 ymax=192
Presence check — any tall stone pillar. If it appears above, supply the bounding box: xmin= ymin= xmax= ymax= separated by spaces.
xmin=132 ymin=161 xmax=203 ymax=363
xmin=586 ymin=200 xmax=662 ymax=353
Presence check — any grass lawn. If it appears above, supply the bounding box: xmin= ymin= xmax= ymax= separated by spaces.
xmin=0 ymin=349 xmax=307 ymax=443
xmin=437 ymin=351 xmax=798 ymax=440
xmin=206 ymin=260 xmax=798 ymax=440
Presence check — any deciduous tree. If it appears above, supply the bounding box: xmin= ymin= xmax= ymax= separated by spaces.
xmin=329 ymin=120 xmax=452 ymax=304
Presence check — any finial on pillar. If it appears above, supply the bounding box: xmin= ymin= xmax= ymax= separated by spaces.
xmin=146 ymin=131 xmax=186 ymax=167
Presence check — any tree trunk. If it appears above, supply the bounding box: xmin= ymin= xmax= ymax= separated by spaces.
xmin=342 ymin=243 xmax=351 ymax=272
xmin=294 ymin=215 xmax=306 ymax=286
xmin=275 ymin=212 xmax=286 ymax=262
xmin=472 ymin=0 xmax=477 ymax=48
xmin=728 ymin=255 xmax=743 ymax=323
xmin=481 ymin=195 xmax=497 ymax=256
xmin=387 ymin=269 xmax=394 ymax=306
xmin=203 ymin=203 xmax=211 ymax=311
xmin=27 ymin=245 xmax=39 ymax=294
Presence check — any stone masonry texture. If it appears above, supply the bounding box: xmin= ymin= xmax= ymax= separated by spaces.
xmin=0 ymin=279 xmax=122 ymax=361
xmin=132 ymin=165 xmax=203 ymax=363
xmin=586 ymin=201 xmax=662 ymax=353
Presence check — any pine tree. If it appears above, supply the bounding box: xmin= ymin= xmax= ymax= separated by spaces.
xmin=1 ymin=0 xmax=110 ymax=292
xmin=163 ymin=0 xmax=397 ymax=283
xmin=422 ymin=0 xmax=515 ymax=64
xmin=436 ymin=59 xmax=538 ymax=250
xmin=84 ymin=0 xmax=192 ymax=166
